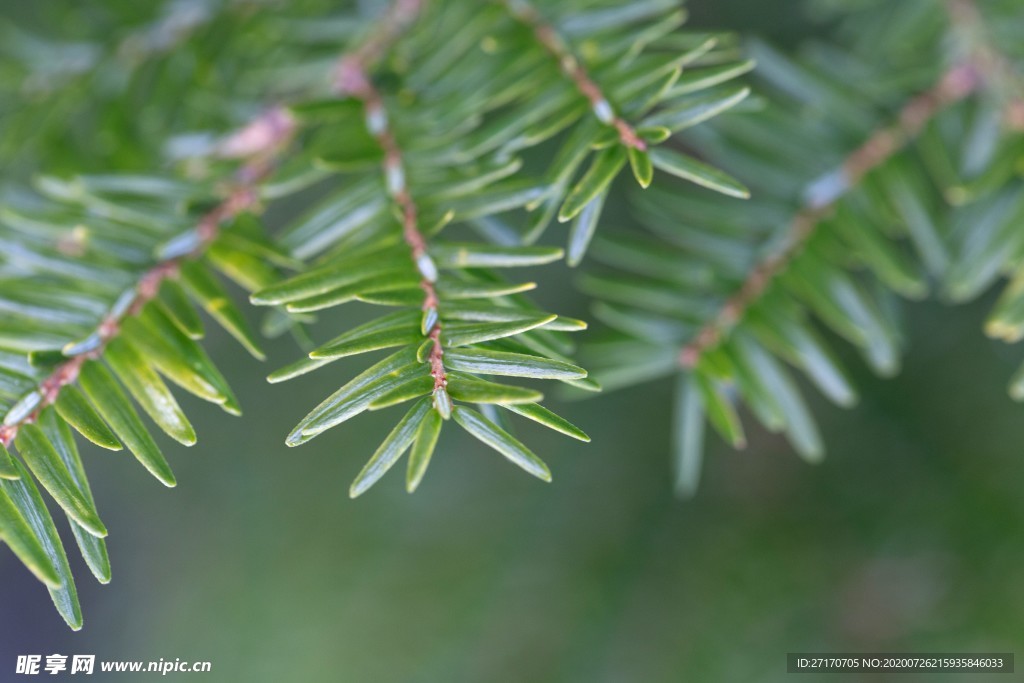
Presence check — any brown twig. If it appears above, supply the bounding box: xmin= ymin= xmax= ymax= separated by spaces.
xmin=341 ymin=77 xmax=447 ymax=393
xmin=502 ymin=0 xmax=647 ymax=150
xmin=331 ymin=1 xmax=447 ymax=396
xmin=679 ymin=65 xmax=981 ymax=368
xmin=335 ymin=70 xmax=447 ymax=394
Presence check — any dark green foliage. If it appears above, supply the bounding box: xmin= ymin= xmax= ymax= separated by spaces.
xmin=1 ymin=0 xmax=1023 ymax=630
xmin=0 ymin=170 xmax=290 ymax=626
xmin=583 ymin=0 xmax=1024 ymax=494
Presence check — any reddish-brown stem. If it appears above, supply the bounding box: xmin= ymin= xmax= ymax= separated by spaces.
xmin=504 ymin=0 xmax=647 ymax=150
xmin=333 ymin=2 xmax=446 ymax=393
xmin=341 ymin=87 xmax=447 ymax=391
xmin=679 ymin=64 xmax=981 ymax=369
xmin=0 ymin=108 xmax=294 ymax=447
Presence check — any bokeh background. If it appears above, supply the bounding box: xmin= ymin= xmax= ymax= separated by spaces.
xmin=2 ymin=1 xmax=1023 ymax=681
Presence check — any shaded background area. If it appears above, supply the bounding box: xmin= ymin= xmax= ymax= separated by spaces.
xmin=2 ymin=1 xmax=1023 ymax=681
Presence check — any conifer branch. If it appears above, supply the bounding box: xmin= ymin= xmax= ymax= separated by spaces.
xmin=501 ymin=0 xmax=647 ymax=150
xmin=255 ymin=0 xmax=603 ymax=495
xmin=674 ymin=0 xmax=1024 ymax=368
xmin=0 ymin=0 xmax=432 ymax=448
xmin=10 ymin=0 xmax=1021 ymax=626
xmin=574 ymin=0 xmax=1024 ymax=496
xmin=0 ymin=108 xmax=296 ymax=448
xmin=678 ymin=63 xmax=981 ymax=368
xmin=332 ymin=15 xmax=453 ymax=417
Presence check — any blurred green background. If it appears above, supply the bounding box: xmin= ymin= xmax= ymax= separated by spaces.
xmin=2 ymin=1 xmax=1023 ymax=681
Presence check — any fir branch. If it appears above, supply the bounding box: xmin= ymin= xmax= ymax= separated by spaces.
xmin=13 ymin=0 xmax=1021 ymax=627
xmin=501 ymin=0 xmax=647 ymax=150
xmin=257 ymin=0 xmax=606 ymax=495
xmin=678 ymin=63 xmax=981 ymax=368
xmin=0 ymin=0 xmax=436 ymax=627
xmin=579 ymin=0 xmax=1024 ymax=496
xmin=0 ymin=0 xmax=430 ymax=448
xmin=675 ymin=0 xmax=1024 ymax=366
xmin=332 ymin=25 xmax=453 ymax=418
xmin=0 ymin=108 xmax=295 ymax=448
